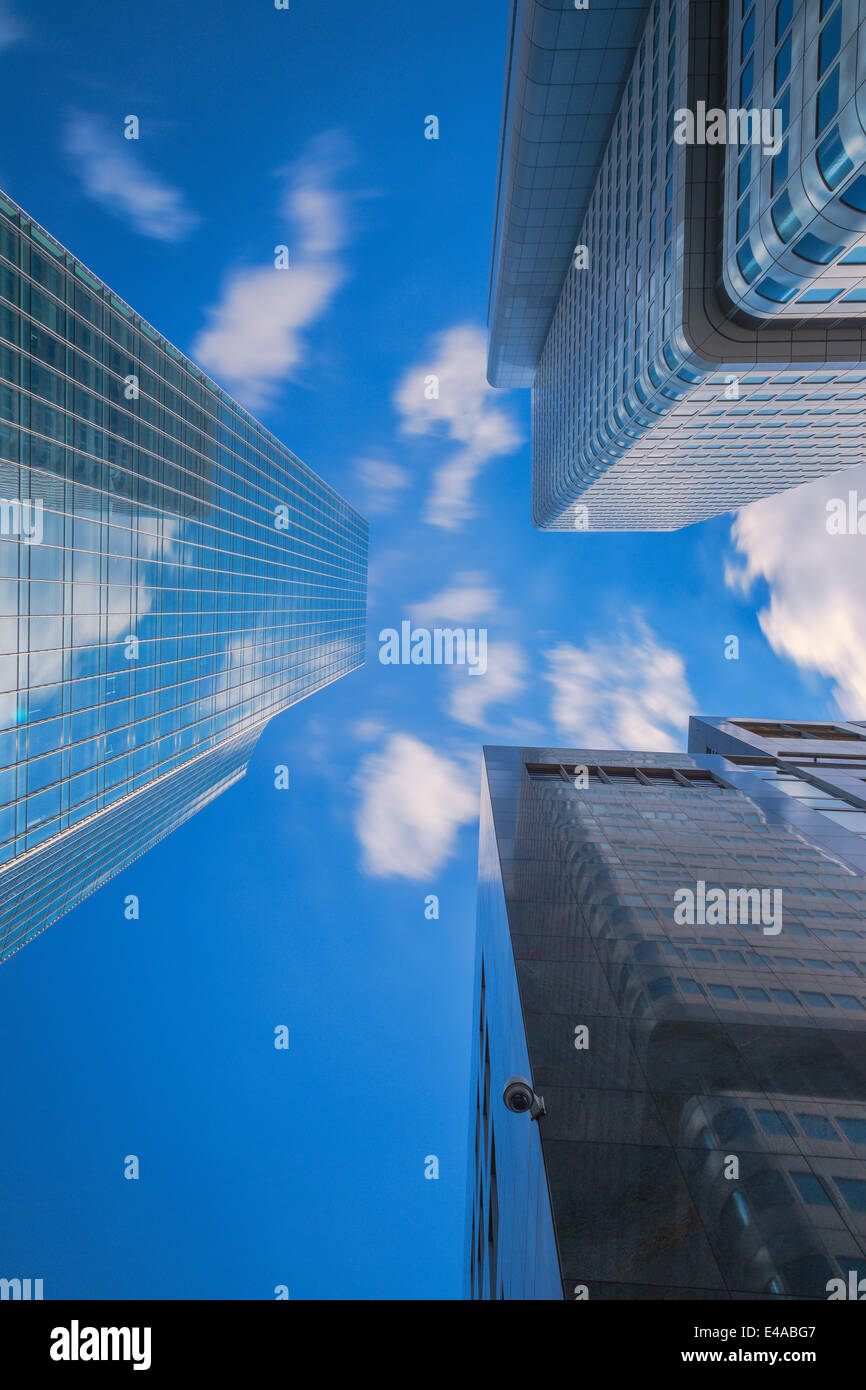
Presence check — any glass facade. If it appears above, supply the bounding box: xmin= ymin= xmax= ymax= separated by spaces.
xmin=486 ymin=0 xmax=653 ymax=388
xmin=725 ymin=0 xmax=866 ymax=317
xmin=488 ymin=0 xmax=866 ymax=531
xmin=466 ymin=752 xmax=561 ymax=1300
xmin=468 ymin=733 xmax=866 ymax=1299
xmin=690 ymin=716 xmax=866 ymax=876
xmin=0 ymin=190 xmax=367 ymax=961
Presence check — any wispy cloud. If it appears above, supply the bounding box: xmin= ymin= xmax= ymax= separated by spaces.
xmin=544 ymin=617 xmax=695 ymax=751
xmin=449 ymin=639 xmax=526 ymax=730
xmin=353 ymin=733 xmax=477 ymax=880
xmin=350 ymin=716 xmax=388 ymax=742
xmin=63 ymin=113 xmax=198 ymax=243
xmin=354 ymin=457 xmax=410 ymax=516
xmin=408 ymin=571 xmax=498 ymax=628
xmin=283 ymin=144 xmax=347 ymax=255
xmin=727 ymin=466 xmax=866 ymax=712
xmin=0 ymin=1 xmax=24 ymax=52
xmin=405 ymin=574 xmax=526 ymax=731
xmin=393 ymin=324 xmax=521 ymax=529
xmin=191 ymin=131 xmax=354 ymax=410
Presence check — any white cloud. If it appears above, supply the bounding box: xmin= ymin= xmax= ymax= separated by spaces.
xmin=191 ymin=131 xmax=353 ymax=409
xmin=449 ymin=640 xmax=526 ymax=730
xmin=63 ymin=114 xmax=198 ymax=243
xmin=726 ymin=466 xmax=866 ymax=712
xmin=544 ymin=618 xmax=695 ymax=751
xmin=393 ymin=324 xmax=521 ymax=528
xmin=354 ymin=457 xmax=409 ymax=515
xmin=408 ymin=570 xmax=498 ymax=628
xmin=403 ymin=574 xmax=526 ymax=731
xmin=281 ymin=150 xmax=345 ymax=256
xmin=354 ymin=733 xmax=477 ymax=880
xmin=192 ymin=263 xmax=341 ymax=408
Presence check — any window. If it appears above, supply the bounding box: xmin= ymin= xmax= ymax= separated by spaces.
xmin=775 ymin=0 xmax=792 ymax=42
xmin=819 ymin=9 xmax=842 ymax=78
xmin=817 ymin=125 xmax=856 ymax=187
xmin=771 ymin=191 xmax=801 ymax=242
xmin=741 ymin=8 xmax=754 ymax=59
xmin=648 ymin=976 xmax=676 ymax=998
xmin=789 ymin=282 xmax=835 ymax=302
xmin=793 ymin=231 xmax=843 ymax=265
xmin=774 ymin=37 xmax=791 ymax=92
xmin=737 ymin=242 xmax=761 ymax=284
xmin=778 ymin=87 xmax=791 ymax=131
xmin=740 ymin=56 xmax=754 ymax=104
xmin=837 ymin=1117 xmax=866 ymax=1144
xmin=757 ymin=1109 xmax=797 ymax=1138
xmin=835 ymin=1178 xmax=866 ymax=1213
xmin=742 ymin=986 xmax=770 ymax=1002
xmin=841 ymin=176 xmax=866 ymax=213
xmin=709 ymin=983 xmax=738 ymax=1001
xmin=790 ymin=1171 xmax=832 ymax=1206
xmin=820 ymin=809 xmax=866 ymax=830
xmin=797 ymin=1114 xmax=838 ymax=1141
xmin=757 ymin=274 xmax=798 ymax=304
xmin=715 ymin=1107 xmax=755 ymax=1142
xmin=678 ymin=364 xmax=705 ymax=384
xmin=816 ymin=68 xmax=840 ymax=136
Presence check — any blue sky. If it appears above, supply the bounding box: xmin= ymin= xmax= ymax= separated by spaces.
xmin=0 ymin=0 xmax=863 ymax=1299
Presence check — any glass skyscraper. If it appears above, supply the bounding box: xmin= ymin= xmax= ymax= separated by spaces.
xmin=0 ymin=191 xmax=367 ymax=962
xmin=468 ymin=725 xmax=866 ymax=1299
xmin=487 ymin=0 xmax=866 ymax=530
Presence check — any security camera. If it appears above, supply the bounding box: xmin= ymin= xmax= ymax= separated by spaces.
xmin=502 ymin=1075 xmax=546 ymax=1120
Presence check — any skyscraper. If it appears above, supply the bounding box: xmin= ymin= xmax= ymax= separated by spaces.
xmin=468 ymin=728 xmax=866 ymax=1299
xmin=690 ymin=715 xmax=866 ymax=877
xmin=487 ymin=0 xmax=866 ymax=530
xmin=0 ymin=191 xmax=368 ymax=962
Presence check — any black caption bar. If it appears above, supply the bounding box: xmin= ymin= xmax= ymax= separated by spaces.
xmin=0 ymin=1297 xmax=861 ymax=1374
